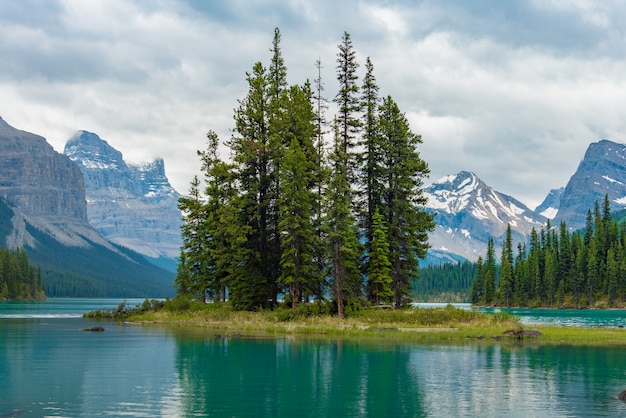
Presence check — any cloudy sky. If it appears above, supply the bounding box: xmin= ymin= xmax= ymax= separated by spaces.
xmin=2 ymin=0 xmax=626 ymax=209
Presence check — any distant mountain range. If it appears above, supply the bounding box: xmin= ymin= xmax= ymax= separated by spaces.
xmin=0 ymin=116 xmax=174 ymax=297
xmin=4 ymin=112 xmax=626 ymax=294
xmin=424 ymin=139 xmax=626 ymax=265
xmin=64 ymin=131 xmax=182 ymax=272
xmin=423 ymin=171 xmax=546 ymax=264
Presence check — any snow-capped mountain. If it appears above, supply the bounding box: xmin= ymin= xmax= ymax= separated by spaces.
xmin=535 ymin=187 xmax=564 ymax=219
xmin=424 ymin=171 xmax=547 ymax=263
xmin=553 ymin=140 xmax=626 ymax=230
xmin=64 ymin=131 xmax=182 ymax=270
xmin=0 ymin=116 xmax=174 ymax=297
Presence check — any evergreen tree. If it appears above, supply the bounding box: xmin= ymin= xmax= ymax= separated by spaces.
xmin=499 ymin=224 xmax=514 ymax=306
xmin=228 ymin=61 xmax=274 ymax=310
xmin=176 ymin=176 xmax=210 ymax=301
xmin=367 ymin=208 xmax=393 ymax=305
xmin=515 ymin=242 xmax=529 ymax=305
xmin=199 ymin=131 xmax=247 ymax=301
xmin=360 ymin=56 xmax=382 ymax=247
xmin=334 ymin=31 xmax=361 ymax=184
xmin=470 ymin=256 xmax=485 ymax=304
xmin=278 ymin=138 xmax=316 ymax=308
xmin=311 ymin=58 xmax=331 ymax=301
xmin=326 ymin=119 xmax=363 ymax=317
xmin=378 ymin=96 xmax=434 ymax=307
xmin=484 ymin=238 xmax=497 ymax=304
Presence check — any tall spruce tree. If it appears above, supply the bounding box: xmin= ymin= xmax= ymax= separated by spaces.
xmin=326 ymin=119 xmax=363 ymax=317
xmin=368 ymin=208 xmax=393 ymax=304
xmin=484 ymin=238 xmax=497 ymax=304
xmin=278 ymin=138 xmax=316 ymax=308
xmin=228 ymin=61 xmax=274 ymax=310
xmin=334 ymin=31 xmax=361 ymax=185
xmin=377 ymin=96 xmax=434 ymax=307
xmin=176 ymin=176 xmax=210 ymax=301
xmin=499 ymin=224 xmax=514 ymax=306
xmin=198 ymin=131 xmax=247 ymax=302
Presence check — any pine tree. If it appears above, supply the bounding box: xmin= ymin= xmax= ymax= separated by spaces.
xmin=229 ymin=61 xmax=274 ymax=310
xmin=311 ymin=58 xmax=330 ymax=300
xmin=499 ymin=224 xmax=514 ymax=306
xmin=470 ymin=256 xmax=485 ymax=304
xmin=484 ymin=238 xmax=497 ymax=304
xmin=378 ymin=96 xmax=434 ymax=307
xmin=199 ymin=131 xmax=247 ymax=302
xmin=367 ymin=208 xmax=393 ymax=305
xmin=326 ymin=119 xmax=363 ymax=317
xmin=176 ymin=176 xmax=210 ymax=301
xmin=334 ymin=31 xmax=361 ymax=185
xmin=359 ymin=58 xmax=384 ymax=302
xmin=278 ymin=138 xmax=316 ymax=308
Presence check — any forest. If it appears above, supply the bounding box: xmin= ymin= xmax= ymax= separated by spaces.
xmin=175 ymin=28 xmax=435 ymax=315
xmin=0 ymin=247 xmax=45 ymax=301
xmin=472 ymin=196 xmax=626 ymax=308
xmin=411 ymin=261 xmax=477 ymax=302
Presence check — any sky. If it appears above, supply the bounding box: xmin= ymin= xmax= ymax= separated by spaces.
xmin=2 ymin=0 xmax=626 ymax=209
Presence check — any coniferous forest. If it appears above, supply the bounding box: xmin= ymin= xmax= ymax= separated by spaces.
xmin=0 ymin=247 xmax=45 ymax=300
xmin=472 ymin=196 xmax=626 ymax=308
xmin=175 ymin=29 xmax=435 ymax=315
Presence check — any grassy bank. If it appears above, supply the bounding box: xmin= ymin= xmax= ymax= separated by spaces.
xmin=84 ymin=298 xmax=626 ymax=346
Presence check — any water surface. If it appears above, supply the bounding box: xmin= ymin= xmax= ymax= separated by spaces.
xmin=2 ymin=299 xmax=626 ymax=417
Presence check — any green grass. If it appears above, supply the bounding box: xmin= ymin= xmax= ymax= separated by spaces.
xmin=85 ymin=297 xmax=626 ymax=346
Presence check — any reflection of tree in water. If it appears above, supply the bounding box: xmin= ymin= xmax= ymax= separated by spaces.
xmin=174 ymin=334 xmax=426 ymax=416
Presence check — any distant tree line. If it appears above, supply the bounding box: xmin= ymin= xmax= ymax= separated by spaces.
xmin=176 ymin=28 xmax=434 ymax=315
xmin=411 ymin=261 xmax=477 ymax=302
xmin=0 ymin=247 xmax=45 ymax=300
xmin=472 ymin=195 xmax=626 ymax=308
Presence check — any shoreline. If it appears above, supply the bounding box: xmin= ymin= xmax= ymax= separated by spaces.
xmin=121 ymin=308 xmax=626 ymax=347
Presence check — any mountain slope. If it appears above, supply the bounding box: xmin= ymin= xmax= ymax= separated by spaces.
xmin=554 ymin=140 xmax=626 ymax=230
xmin=64 ymin=131 xmax=182 ymax=270
xmin=535 ymin=187 xmax=564 ymax=220
xmin=424 ymin=171 xmax=546 ymax=263
xmin=0 ymin=116 xmax=174 ymax=297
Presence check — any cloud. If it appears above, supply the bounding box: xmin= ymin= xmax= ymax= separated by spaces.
xmin=1 ymin=0 xmax=626 ymax=210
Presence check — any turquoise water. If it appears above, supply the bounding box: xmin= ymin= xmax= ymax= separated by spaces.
xmin=2 ymin=299 xmax=626 ymax=417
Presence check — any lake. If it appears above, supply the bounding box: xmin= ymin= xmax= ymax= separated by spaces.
xmin=2 ymin=299 xmax=626 ymax=417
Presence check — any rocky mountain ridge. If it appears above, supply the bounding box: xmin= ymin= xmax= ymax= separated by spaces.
xmin=424 ymin=171 xmax=547 ymax=263
xmin=64 ymin=131 xmax=182 ymax=268
xmin=552 ymin=140 xmax=626 ymax=230
xmin=0 ymin=116 xmax=174 ymax=297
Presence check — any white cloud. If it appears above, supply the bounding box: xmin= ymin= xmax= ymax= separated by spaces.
xmin=2 ymin=0 xmax=626 ymax=210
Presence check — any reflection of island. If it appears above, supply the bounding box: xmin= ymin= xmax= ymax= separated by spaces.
xmin=173 ymin=332 xmax=626 ymax=417
xmin=174 ymin=332 xmax=426 ymax=416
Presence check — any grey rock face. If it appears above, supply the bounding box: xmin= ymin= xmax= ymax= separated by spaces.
xmin=0 ymin=116 xmax=128 ymax=252
xmin=553 ymin=140 xmax=626 ymax=230
xmin=64 ymin=131 xmax=182 ymax=261
xmin=535 ymin=187 xmax=564 ymax=220
xmin=0 ymin=116 xmax=87 ymax=221
xmin=424 ymin=171 xmax=546 ymax=262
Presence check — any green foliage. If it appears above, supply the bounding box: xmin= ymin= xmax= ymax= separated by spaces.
xmin=176 ymin=28 xmax=432 ymax=314
xmin=24 ymin=223 xmax=175 ymax=298
xmin=0 ymin=246 xmax=45 ymax=300
xmin=473 ymin=195 xmax=626 ymax=308
xmin=414 ymin=261 xmax=477 ymax=302
xmin=367 ymin=208 xmax=393 ymax=304
xmin=272 ymin=300 xmax=333 ymax=321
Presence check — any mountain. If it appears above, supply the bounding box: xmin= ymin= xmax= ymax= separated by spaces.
xmin=553 ymin=140 xmax=626 ymax=230
xmin=535 ymin=187 xmax=564 ymax=219
xmin=64 ymin=131 xmax=182 ymax=271
xmin=0 ymin=116 xmax=174 ymax=297
xmin=424 ymin=171 xmax=547 ymax=264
